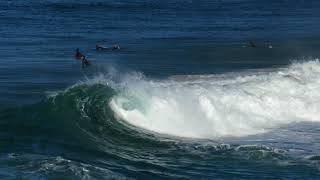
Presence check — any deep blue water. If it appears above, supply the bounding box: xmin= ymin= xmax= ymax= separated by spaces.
xmin=1 ymin=0 xmax=320 ymax=179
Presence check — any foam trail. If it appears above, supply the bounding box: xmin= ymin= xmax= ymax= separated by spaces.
xmin=110 ymin=60 xmax=320 ymax=139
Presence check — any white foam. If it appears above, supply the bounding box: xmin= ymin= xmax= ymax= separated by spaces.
xmin=110 ymin=60 xmax=320 ymax=139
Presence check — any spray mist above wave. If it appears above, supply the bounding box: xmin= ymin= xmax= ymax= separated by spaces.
xmin=109 ymin=60 xmax=320 ymax=139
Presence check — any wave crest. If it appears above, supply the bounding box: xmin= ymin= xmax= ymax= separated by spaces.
xmin=110 ymin=60 xmax=320 ymax=138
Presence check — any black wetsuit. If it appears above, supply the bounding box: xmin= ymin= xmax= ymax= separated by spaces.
xmin=82 ymin=57 xmax=90 ymax=68
xmin=75 ymin=49 xmax=85 ymax=60
xmin=96 ymin=45 xmax=110 ymax=51
xmin=112 ymin=45 xmax=120 ymax=50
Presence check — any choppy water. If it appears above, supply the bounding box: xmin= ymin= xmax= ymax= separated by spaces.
xmin=1 ymin=0 xmax=320 ymax=179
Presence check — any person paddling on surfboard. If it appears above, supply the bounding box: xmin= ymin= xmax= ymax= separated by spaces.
xmin=95 ymin=44 xmax=121 ymax=51
xmin=112 ymin=44 xmax=121 ymax=50
xmin=96 ymin=44 xmax=110 ymax=51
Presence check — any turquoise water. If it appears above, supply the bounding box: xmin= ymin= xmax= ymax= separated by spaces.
xmin=1 ymin=0 xmax=320 ymax=179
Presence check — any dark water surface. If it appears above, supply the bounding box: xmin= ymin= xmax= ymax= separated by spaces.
xmin=1 ymin=0 xmax=320 ymax=179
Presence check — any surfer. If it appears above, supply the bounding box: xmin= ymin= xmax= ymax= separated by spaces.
xmin=75 ymin=48 xmax=85 ymax=60
xmin=112 ymin=44 xmax=121 ymax=50
xmin=96 ymin=44 xmax=110 ymax=51
xmin=82 ymin=57 xmax=91 ymax=68
xmin=96 ymin=44 xmax=121 ymax=51
xmin=75 ymin=48 xmax=91 ymax=68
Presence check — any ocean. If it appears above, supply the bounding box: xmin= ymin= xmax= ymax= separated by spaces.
xmin=1 ymin=0 xmax=320 ymax=179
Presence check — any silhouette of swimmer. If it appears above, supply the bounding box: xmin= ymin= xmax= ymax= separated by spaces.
xmin=96 ymin=44 xmax=121 ymax=51
xmin=75 ymin=49 xmax=91 ymax=68
xmin=82 ymin=57 xmax=91 ymax=68
xmin=249 ymin=41 xmax=256 ymax=48
xmin=112 ymin=44 xmax=121 ymax=50
xmin=75 ymin=48 xmax=85 ymax=60
xmin=96 ymin=44 xmax=110 ymax=51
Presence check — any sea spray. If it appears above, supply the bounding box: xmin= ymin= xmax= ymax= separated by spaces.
xmin=110 ymin=60 xmax=320 ymax=138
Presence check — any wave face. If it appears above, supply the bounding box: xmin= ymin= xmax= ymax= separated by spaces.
xmin=110 ymin=60 xmax=320 ymax=138
xmin=1 ymin=61 xmax=320 ymax=179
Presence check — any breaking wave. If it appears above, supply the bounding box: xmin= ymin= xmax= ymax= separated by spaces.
xmin=109 ymin=60 xmax=320 ymax=138
xmin=1 ymin=60 xmax=320 ymax=178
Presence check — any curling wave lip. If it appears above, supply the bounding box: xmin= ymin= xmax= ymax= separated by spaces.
xmin=110 ymin=60 xmax=320 ymax=139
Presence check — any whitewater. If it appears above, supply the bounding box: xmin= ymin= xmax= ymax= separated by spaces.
xmin=108 ymin=60 xmax=320 ymax=139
